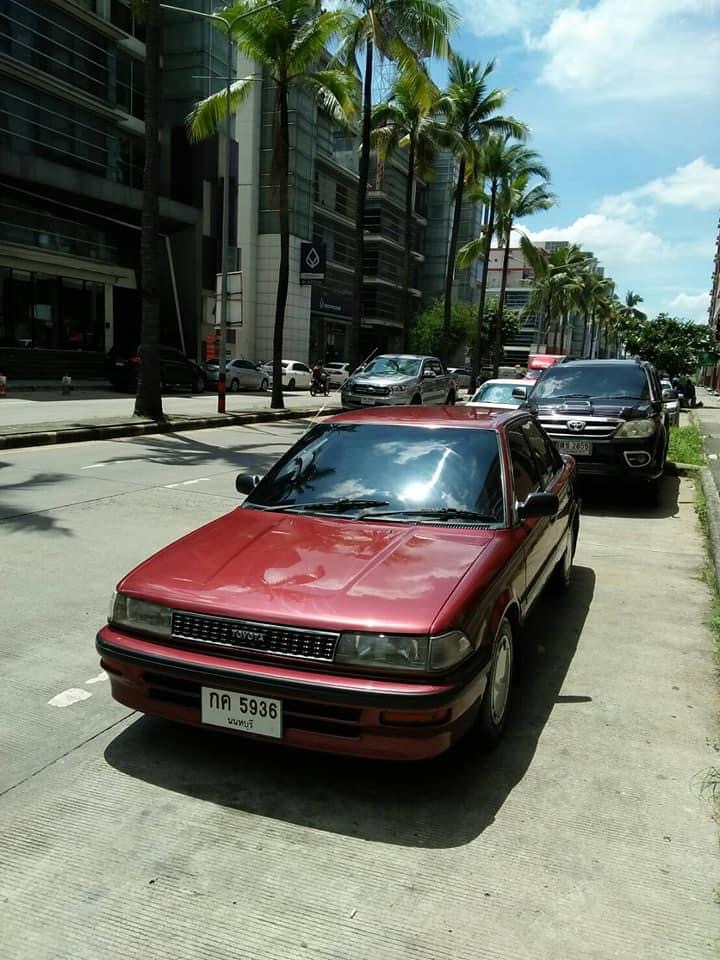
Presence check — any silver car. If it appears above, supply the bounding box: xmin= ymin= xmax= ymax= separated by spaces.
xmin=225 ymin=359 xmax=269 ymax=392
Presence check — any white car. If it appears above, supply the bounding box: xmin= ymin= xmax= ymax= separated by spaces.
xmin=466 ymin=378 xmax=526 ymax=410
xmin=262 ymin=359 xmax=312 ymax=390
xmin=323 ymin=362 xmax=350 ymax=387
xmin=661 ymin=379 xmax=680 ymax=427
xmin=447 ymin=367 xmax=472 ymax=390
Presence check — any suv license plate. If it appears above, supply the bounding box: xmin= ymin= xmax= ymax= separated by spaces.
xmin=201 ymin=687 xmax=282 ymax=738
xmin=557 ymin=439 xmax=592 ymax=456
xmin=360 ymin=396 xmax=375 ymax=404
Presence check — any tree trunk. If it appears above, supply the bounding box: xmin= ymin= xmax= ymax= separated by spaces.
xmin=442 ymin=155 xmax=465 ymax=366
xmin=493 ymin=224 xmax=512 ymax=375
xmin=541 ymin=288 xmax=553 ymax=347
xmin=401 ymin=137 xmax=416 ymax=352
xmin=349 ymin=41 xmax=373 ymax=372
xmin=134 ymin=0 xmax=163 ymax=420
xmin=580 ymin=308 xmax=590 ymax=357
xmin=270 ymin=83 xmax=290 ymax=410
xmin=475 ymin=182 xmax=498 ymax=379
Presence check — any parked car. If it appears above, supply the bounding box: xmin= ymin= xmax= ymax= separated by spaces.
xmin=448 ymin=367 xmax=472 ymax=391
xmin=323 ymin=361 xmax=351 ymax=388
xmin=467 ymin=379 xmax=526 ymax=410
xmin=106 ymin=345 xmax=206 ymax=393
xmin=97 ymin=405 xmax=580 ymax=761
xmin=341 ymin=354 xmax=457 ymax=408
xmin=660 ymin=379 xmax=680 ymax=427
xmin=261 ymin=360 xmax=312 ymax=390
xmin=523 ymin=358 xmax=669 ymax=489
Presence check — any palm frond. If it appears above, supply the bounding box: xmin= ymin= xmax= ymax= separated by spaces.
xmin=186 ymin=77 xmax=255 ymax=141
xmin=456 ymin=235 xmax=487 ymax=269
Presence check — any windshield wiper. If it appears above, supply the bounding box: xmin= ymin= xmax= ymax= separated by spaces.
xmin=255 ymin=498 xmax=391 ymax=514
xmin=360 ymin=507 xmax=497 ymax=523
xmin=598 ymin=395 xmax=646 ymax=401
xmin=538 ymin=393 xmax=591 ymax=401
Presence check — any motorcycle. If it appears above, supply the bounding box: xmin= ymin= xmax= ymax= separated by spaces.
xmin=310 ymin=368 xmax=330 ymax=397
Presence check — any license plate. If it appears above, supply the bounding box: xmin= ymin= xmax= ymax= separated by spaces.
xmin=557 ymin=439 xmax=592 ymax=455
xmin=201 ymin=687 xmax=282 ymax=738
xmin=114 ymin=361 xmax=125 ymax=367
xmin=360 ymin=396 xmax=375 ymax=404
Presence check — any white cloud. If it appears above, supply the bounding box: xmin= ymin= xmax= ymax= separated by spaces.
xmin=452 ymin=0 xmax=567 ymax=38
xmin=531 ymin=0 xmax=720 ymax=101
xmin=518 ymin=213 xmax=669 ymax=264
xmin=598 ymin=158 xmax=720 ymax=220
xmin=668 ymin=292 xmax=711 ymax=322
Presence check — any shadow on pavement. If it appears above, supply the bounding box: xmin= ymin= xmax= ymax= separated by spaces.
xmin=579 ymin=472 xmax=680 ymax=520
xmin=104 ymin=565 xmax=595 ymax=849
xmin=0 ymin=470 xmax=74 ymax=535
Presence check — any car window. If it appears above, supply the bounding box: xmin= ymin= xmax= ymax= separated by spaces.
xmin=246 ymin=423 xmax=505 ymax=523
xmin=364 ymin=356 xmax=421 ymax=378
xmin=522 ymin=420 xmax=558 ymax=488
xmin=295 ymin=363 xmax=310 ymax=373
xmin=237 ymin=360 xmax=253 ymax=369
xmin=507 ymin=424 xmax=541 ymax=502
xmin=472 ymin=383 xmax=519 ymax=405
xmin=429 ymin=360 xmax=443 ymax=376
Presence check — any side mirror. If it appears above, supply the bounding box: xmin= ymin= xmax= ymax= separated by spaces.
xmin=512 ymin=385 xmax=528 ymax=400
xmin=517 ymin=492 xmax=559 ymax=520
xmin=662 ymin=388 xmax=677 ymax=401
xmin=236 ymin=473 xmax=260 ymax=495
xmin=422 ymin=369 xmax=435 ymax=379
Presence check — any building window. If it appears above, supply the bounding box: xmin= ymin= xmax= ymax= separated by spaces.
xmin=335 ymin=182 xmax=349 ymax=217
xmin=116 ymin=54 xmax=145 ymax=120
xmin=110 ymin=0 xmax=146 ymax=41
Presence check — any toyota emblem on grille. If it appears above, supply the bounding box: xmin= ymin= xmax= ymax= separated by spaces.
xmin=567 ymin=420 xmax=587 ymax=432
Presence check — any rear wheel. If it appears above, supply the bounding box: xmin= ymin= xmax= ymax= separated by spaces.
xmin=475 ymin=618 xmax=514 ymax=748
xmin=260 ymin=378 xmax=268 ymax=392
xmin=411 ymin=394 xmax=422 ymax=405
xmin=288 ymin=377 xmax=296 ymax=390
xmin=230 ymin=378 xmax=240 ymax=393
xmin=192 ymin=375 xmax=205 ymax=394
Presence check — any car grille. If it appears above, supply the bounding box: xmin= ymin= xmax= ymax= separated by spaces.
xmin=172 ymin=612 xmax=339 ymax=662
xmin=350 ymin=383 xmax=390 ymax=397
xmin=537 ymin=414 xmax=623 ymax=440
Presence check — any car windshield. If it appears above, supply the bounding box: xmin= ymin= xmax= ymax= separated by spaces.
xmin=245 ymin=423 xmax=504 ymax=524
xmin=471 ymin=383 xmax=521 ymax=405
xmin=363 ymin=356 xmax=421 ymax=377
xmin=532 ymin=365 xmax=650 ymax=402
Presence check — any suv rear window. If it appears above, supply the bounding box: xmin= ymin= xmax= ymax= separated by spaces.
xmin=532 ymin=364 xmax=650 ymax=402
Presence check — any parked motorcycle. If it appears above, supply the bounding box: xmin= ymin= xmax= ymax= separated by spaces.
xmin=310 ymin=367 xmax=329 ymax=396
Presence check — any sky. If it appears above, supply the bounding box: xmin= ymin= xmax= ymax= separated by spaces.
xmin=433 ymin=0 xmax=720 ymax=322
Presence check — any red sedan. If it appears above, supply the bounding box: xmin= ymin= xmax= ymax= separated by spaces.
xmin=97 ymin=406 xmax=579 ymax=760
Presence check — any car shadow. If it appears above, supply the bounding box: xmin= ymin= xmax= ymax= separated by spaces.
xmin=578 ymin=472 xmax=680 ymax=520
xmin=103 ymin=565 xmax=595 ymax=849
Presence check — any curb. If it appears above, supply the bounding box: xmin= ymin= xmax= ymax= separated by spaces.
xmin=0 ymin=405 xmax=341 ymax=451
xmin=701 ymin=466 xmax=720 ymax=591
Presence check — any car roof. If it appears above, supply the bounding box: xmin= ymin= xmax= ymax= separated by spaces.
xmin=325 ymin=405 xmax=519 ymax=428
xmin=558 ymin=359 xmax=644 ymax=367
xmin=473 ymin=378 xmax=521 ymax=387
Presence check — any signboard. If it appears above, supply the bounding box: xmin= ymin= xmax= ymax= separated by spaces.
xmin=215 ymin=271 xmax=243 ymax=326
xmin=300 ymin=242 xmax=326 ymax=284
xmin=311 ymin=286 xmax=352 ymax=320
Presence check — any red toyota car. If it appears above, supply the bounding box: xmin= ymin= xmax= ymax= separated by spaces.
xmin=97 ymin=406 xmax=579 ymax=760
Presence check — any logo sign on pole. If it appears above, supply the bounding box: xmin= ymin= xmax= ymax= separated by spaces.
xmin=300 ymin=242 xmax=326 ymax=284
xmin=215 ymin=271 xmax=243 ymax=327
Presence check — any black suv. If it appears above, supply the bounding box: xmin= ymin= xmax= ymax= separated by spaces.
xmin=106 ymin=345 xmax=206 ymax=393
xmin=521 ymin=359 xmax=669 ymax=486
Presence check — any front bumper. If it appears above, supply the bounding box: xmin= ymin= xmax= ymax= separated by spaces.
xmin=550 ymin=435 xmax=664 ymax=481
xmin=96 ymin=627 xmax=489 ymax=760
xmin=341 ymin=392 xmax=410 ymax=408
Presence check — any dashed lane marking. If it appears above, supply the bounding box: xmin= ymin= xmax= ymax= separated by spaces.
xmin=164 ymin=478 xmax=209 ymax=488
xmin=48 ymin=689 xmax=92 ymax=707
xmin=85 ymin=672 xmax=108 ymax=685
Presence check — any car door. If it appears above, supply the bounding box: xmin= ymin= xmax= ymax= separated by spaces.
xmin=521 ymin=419 xmax=569 ymax=578
xmin=235 ymin=359 xmax=256 ymax=389
xmin=293 ymin=362 xmax=311 ymax=388
xmin=507 ymin=420 xmax=555 ymax=614
xmin=428 ymin=359 xmax=447 ymax=403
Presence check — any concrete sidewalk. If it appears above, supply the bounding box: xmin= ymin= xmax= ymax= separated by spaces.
xmin=0 ymin=387 xmax=343 ymax=449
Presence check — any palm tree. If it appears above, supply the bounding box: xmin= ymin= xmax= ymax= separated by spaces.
xmin=371 ymin=68 xmax=444 ymax=348
xmin=577 ymin=271 xmax=613 ymax=357
xmin=339 ymin=0 xmax=457 ymax=370
xmin=438 ymin=57 xmax=526 ymax=364
xmin=457 ymin=138 xmax=549 ymax=379
xmin=133 ymin=0 xmax=163 ymax=420
xmin=525 ymin=242 xmax=593 ymax=350
xmin=188 ymin=0 xmax=356 ymax=409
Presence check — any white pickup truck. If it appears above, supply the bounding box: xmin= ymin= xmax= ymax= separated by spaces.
xmin=340 ymin=354 xmax=457 ymax=408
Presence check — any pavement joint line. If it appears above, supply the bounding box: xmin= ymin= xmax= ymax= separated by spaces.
xmin=0 ymin=711 xmax=135 ymax=801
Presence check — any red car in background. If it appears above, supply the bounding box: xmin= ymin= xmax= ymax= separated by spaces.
xmin=97 ymin=407 xmax=579 ymax=760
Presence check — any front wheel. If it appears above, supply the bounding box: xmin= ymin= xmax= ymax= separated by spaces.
xmin=192 ymin=375 xmax=205 ymax=394
xmin=552 ymin=530 xmax=575 ymax=592
xmin=230 ymin=378 xmax=240 ymax=393
xmin=260 ymin=378 xmax=268 ymax=392
xmin=475 ymin=618 xmax=514 ymax=748
xmin=411 ymin=394 xmax=422 ymax=405
xmin=288 ymin=378 xmax=296 ymax=390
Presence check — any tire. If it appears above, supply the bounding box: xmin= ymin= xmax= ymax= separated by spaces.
xmin=411 ymin=394 xmax=422 ymax=405
xmin=310 ymin=385 xmax=317 ymax=397
xmin=445 ymin=390 xmax=456 ymax=405
xmin=191 ymin=375 xmax=205 ymax=394
xmin=230 ymin=378 xmax=240 ymax=393
xmin=260 ymin=378 xmax=268 ymax=392
xmin=475 ymin=618 xmax=514 ymax=748
xmin=288 ymin=378 xmax=296 ymax=390
xmin=552 ymin=528 xmax=575 ymax=592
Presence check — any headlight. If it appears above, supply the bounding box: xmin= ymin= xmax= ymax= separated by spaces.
xmin=334 ymin=629 xmax=471 ymax=672
xmin=108 ymin=591 xmax=172 ymax=638
xmin=390 ymin=383 xmax=409 ymax=393
xmin=614 ymin=418 xmax=656 ymax=439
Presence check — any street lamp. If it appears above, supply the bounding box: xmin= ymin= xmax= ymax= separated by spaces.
xmin=161 ymin=1 xmax=282 ymax=412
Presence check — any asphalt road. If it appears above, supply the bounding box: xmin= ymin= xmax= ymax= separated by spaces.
xmin=1 ymin=422 xmax=717 ymax=959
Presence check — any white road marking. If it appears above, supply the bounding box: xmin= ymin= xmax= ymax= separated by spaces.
xmin=85 ymin=672 xmax=108 ymax=685
xmin=81 ymin=463 xmax=106 ymax=469
xmin=48 ymin=688 xmax=92 ymax=707
xmin=164 ymin=478 xmax=208 ymax=488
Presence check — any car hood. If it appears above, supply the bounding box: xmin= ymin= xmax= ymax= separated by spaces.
xmin=119 ymin=509 xmax=495 ymax=634
xmin=348 ymin=374 xmax=416 ymax=388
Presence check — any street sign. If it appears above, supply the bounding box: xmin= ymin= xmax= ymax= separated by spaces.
xmin=300 ymin=242 xmax=326 ymax=284
xmin=215 ymin=271 xmax=243 ymax=326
